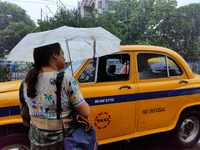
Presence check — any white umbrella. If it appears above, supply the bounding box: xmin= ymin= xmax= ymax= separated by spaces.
xmin=7 ymin=26 xmax=121 ymax=63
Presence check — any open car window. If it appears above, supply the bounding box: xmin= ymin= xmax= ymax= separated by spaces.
xmin=78 ymin=53 xmax=130 ymax=84
xmin=78 ymin=59 xmax=97 ymax=83
xmin=97 ymin=53 xmax=130 ymax=82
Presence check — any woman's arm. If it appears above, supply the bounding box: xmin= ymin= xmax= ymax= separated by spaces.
xmin=74 ymin=101 xmax=90 ymax=118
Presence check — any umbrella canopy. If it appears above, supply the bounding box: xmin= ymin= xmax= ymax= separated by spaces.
xmin=7 ymin=26 xmax=121 ymax=62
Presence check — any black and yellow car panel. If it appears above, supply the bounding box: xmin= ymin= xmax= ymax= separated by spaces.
xmin=1 ymin=45 xmax=200 ymax=149
xmin=0 ymin=81 xmax=22 ymax=126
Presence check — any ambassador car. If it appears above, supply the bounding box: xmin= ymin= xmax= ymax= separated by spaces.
xmin=1 ymin=45 xmax=200 ymax=149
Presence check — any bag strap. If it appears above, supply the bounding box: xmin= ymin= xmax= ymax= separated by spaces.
xmin=56 ymin=72 xmax=71 ymax=143
xmin=19 ymin=80 xmax=26 ymax=105
xmin=56 ymin=72 xmax=92 ymax=140
xmin=19 ymin=79 xmax=30 ymax=123
xmin=56 ymin=72 xmax=65 ymax=119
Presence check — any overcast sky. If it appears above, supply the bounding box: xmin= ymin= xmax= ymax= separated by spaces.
xmin=1 ymin=0 xmax=200 ymax=24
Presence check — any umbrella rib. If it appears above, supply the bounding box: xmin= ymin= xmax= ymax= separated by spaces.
xmin=84 ymin=40 xmax=92 ymax=45
xmin=83 ymin=40 xmax=96 ymax=58
xmin=110 ymin=40 xmax=121 ymax=50
xmin=66 ymin=35 xmax=80 ymax=41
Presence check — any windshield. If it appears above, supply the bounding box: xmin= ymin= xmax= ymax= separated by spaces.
xmin=61 ymin=59 xmax=85 ymax=75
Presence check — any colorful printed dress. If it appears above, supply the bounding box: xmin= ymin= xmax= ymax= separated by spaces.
xmin=23 ymin=72 xmax=85 ymax=150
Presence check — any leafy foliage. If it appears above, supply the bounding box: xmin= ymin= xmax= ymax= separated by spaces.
xmin=0 ymin=22 xmax=33 ymax=54
xmin=1 ymin=0 xmax=200 ymax=62
xmin=95 ymin=0 xmax=200 ymax=61
xmin=0 ymin=1 xmax=35 ymax=57
xmin=0 ymin=58 xmax=11 ymax=82
xmin=172 ymin=4 xmax=200 ymax=61
xmin=0 ymin=1 xmax=35 ymax=30
xmin=36 ymin=8 xmax=89 ymax=31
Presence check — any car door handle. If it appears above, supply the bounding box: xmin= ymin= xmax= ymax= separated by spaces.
xmin=178 ymin=80 xmax=188 ymax=84
xmin=118 ymin=86 xmax=132 ymax=90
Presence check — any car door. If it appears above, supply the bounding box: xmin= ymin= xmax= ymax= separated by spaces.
xmin=136 ymin=52 xmax=193 ymax=131
xmin=76 ymin=53 xmax=137 ymax=140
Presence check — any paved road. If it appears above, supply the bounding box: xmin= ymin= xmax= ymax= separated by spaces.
xmin=98 ymin=132 xmax=200 ymax=150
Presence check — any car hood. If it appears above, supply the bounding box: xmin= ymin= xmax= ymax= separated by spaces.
xmin=0 ymin=80 xmax=22 ymax=93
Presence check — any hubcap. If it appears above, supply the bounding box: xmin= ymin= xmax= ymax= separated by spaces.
xmin=2 ymin=144 xmax=29 ymax=150
xmin=179 ymin=117 xmax=199 ymax=143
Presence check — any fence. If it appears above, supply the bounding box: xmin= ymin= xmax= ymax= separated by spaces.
xmin=0 ymin=61 xmax=200 ymax=82
xmin=187 ymin=61 xmax=200 ymax=75
xmin=0 ymin=62 xmax=32 ymax=82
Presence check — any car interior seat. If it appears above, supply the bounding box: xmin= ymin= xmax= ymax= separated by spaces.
xmin=108 ymin=65 xmax=116 ymax=75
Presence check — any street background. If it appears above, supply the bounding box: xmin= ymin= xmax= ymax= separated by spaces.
xmin=98 ymin=132 xmax=200 ymax=150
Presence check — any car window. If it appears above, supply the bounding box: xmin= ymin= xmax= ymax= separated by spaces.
xmin=167 ymin=57 xmax=182 ymax=76
xmin=137 ymin=53 xmax=182 ymax=80
xmin=62 ymin=59 xmax=85 ymax=75
xmin=97 ymin=53 xmax=130 ymax=82
xmin=78 ymin=59 xmax=97 ymax=83
xmin=78 ymin=54 xmax=130 ymax=83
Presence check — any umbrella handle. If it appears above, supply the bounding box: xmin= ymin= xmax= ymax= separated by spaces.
xmin=93 ymin=40 xmax=96 ymax=59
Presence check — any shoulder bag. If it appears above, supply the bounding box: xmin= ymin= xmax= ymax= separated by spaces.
xmin=56 ymin=72 xmax=98 ymax=150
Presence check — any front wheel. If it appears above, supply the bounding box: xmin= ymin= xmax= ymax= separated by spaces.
xmin=173 ymin=110 xmax=200 ymax=149
xmin=0 ymin=133 xmax=30 ymax=150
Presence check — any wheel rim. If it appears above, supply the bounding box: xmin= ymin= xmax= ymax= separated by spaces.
xmin=179 ymin=116 xmax=199 ymax=143
xmin=2 ymin=144 xmax=29 ymax=150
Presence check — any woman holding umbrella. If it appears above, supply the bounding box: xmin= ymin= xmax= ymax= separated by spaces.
xmin=22 ymin=43 xmax=90 ymax=149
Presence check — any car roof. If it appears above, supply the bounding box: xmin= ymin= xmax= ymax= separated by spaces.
xmin=120 ymin=45 xmax=174 ymax=53
xmin=119 ymin=45 xmax=195 ymax=79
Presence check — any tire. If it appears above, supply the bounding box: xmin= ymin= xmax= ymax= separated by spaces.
xmin=173 ymin=110 xmax=200 ymax=149
xmin=0 ymin=133 xmax=30 ymax=150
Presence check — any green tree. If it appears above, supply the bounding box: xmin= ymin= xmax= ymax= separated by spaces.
xmin=112 ymin=0 xmax=200 ymax=61
xmin=0 ymin=22 xmax=33 ymax=54
xmin=35 ymin=1 xmax=200 ymax=61
xmin=36 ymin=8 xmax=89 ymax=31
xmin=172 ymin=4 xmax=200 ymax=61
xmin=0 ymin=1 xmax=35 ymax=57
xmin=144 ymin=3 xmax=200 ymax=61
xmin=143 ymin=0 xmax=177 ymax=46
xmin=0 ymin=1 xmax=35 ymax=30
xmin=93 ymin=10 xmax=121 ymax=38
xmin=112 ymin=0 xmax=177 ymax=45
xmin=0 ymin=58 xmax=11 ymax=82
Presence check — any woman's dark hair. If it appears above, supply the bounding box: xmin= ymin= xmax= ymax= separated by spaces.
xmin=25 ymin=43 xmax=61 ymax=98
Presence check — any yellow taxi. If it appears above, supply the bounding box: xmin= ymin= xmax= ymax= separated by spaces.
xmin=1 ymin=45 xmax=200 ymax=149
